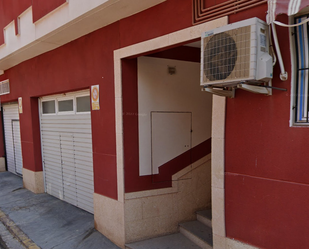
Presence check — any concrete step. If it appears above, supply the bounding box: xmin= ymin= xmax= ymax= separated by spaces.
xmin=196 ymin=209 xmax=212 ymax=227
xmin=125 ymin=233 xmax=202 ymax=249
xmin=179 ymin=220 xmax=213 ymax=249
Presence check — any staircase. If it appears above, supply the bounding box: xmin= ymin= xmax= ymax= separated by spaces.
xmin=126 ymin=209 xmax=212 ymax=249
xmin=179 ymin=210 xmax=213 ymax=249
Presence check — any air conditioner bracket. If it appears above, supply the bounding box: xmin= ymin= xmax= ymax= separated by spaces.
xmin=237 ymin=83 xmax=271 ymax=95
xmin=237 ymin=81 xmax=286 ymax=95
xmin=202 ymin=86 xmax=235 ymax=98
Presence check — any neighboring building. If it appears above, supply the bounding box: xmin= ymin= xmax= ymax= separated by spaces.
xmin=0 ymin=0 xmax=308 ymax=248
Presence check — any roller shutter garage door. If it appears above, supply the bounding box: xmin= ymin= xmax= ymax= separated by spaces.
xmin=3 ymin=103 xmax=23 ymax=176
xmin=40 ymin=90 xmax=94 ymax=213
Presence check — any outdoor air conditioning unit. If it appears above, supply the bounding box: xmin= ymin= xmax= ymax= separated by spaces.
xmin=201 ymin=17 xmax=273 ymax=92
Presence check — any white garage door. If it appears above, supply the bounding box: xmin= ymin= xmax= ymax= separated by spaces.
xmin=40 ymin=90 xmax=94 ymax=213
xmin=3 ymin=103 xmax=23 ymax=176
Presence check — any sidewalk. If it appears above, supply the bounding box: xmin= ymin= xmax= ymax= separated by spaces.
xmin=0 ymin=172 xmax=120 ymax=249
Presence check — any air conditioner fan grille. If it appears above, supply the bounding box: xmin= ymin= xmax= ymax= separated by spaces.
xmin=203 ymin=26 xmax=251 ymax=84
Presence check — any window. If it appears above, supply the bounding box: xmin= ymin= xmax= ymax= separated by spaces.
xmin=58 ymin=99 xmax=73 ymax=112
xmin=294 ymin=15 xmax=309 ymax=123
xmin=76 ymin=96 xmax=90 ymax=112
xmin=41 ymin=93 xmax=91 ymax=115
xmin=42 ymin=100 xmax=56 ymax=114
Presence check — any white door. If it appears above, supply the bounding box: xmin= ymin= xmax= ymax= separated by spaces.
xmin=3 ymin=103 xmax=23 ymax=176
xmin=12 ymin=120 xmax=23 ymax=175
xmin=61 ymin=133 xmax=77 ymax=207
xmin=40 ymin=90 xmax=94 ymax=213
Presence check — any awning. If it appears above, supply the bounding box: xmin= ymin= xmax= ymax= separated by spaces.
xmin=268 ymin=0 xmax=309 ymax=23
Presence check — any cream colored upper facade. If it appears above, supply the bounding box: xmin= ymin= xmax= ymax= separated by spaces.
xmin=0 ymin=0 xmax=166 ymax=73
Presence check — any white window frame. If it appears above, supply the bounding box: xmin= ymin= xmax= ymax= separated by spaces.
xmin=75 ymin=94 xmax=91 ymax=114
xmin=41 ymin=100 xmax=57 ymax=115
xmin=290 ymin=13 xmax=309 ymax=126
xmin=40 ymin=90 xmax=91 ymax=116
xmin=57 ymin=96 xmax=75 ymax=115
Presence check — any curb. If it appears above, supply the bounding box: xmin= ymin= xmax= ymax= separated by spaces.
xmin=0 ymin=210 xmax=40 ymax=249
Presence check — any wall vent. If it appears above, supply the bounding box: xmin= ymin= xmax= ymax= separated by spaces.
xmin=0 ymin=80 xmax=10 ymax=95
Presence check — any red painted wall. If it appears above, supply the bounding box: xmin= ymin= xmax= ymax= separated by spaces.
xmin=119 ymin=0 xmax=267 ymax=195
xmin=224 ymin=7 xmax=309 ymax=247
xmin=0 ymin=0 xmax=197 ymax=199
xmin=225 ymin=173 xmax=309 ymax=249
xmin=147 ymin=46 xmax=200 ymax=63
xmin=203 ymin=0 xmax=226 ymax=8
xmin=0 ymin=21 xmax=120 ymax=199
xmin=4 ymin=0 xmax=302 ymax=247
xmin=19 ymin=97 xmax=43 ymax=172
xmin=119 ymin=0 xmax=192 ymax=48
xmin=32 ymin=0 xmax=67 ymax=23
xmin=3 ymin=6 xmax=306 ymax=248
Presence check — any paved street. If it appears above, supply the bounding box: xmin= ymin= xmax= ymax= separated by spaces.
xmin=0 ymin=172 xmax=120 ymax=249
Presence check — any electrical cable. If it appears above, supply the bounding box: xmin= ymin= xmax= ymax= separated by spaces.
xmin=273 ymin=18 xmax=309 ymax=27
xmin=269 ymin=24 xmax=277 ymax=66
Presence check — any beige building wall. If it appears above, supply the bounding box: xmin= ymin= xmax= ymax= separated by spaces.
xmin=124 ymin=155 xmax=211 ymax=243
xmin=94 ymin=194 xmax=125 ymax=248
xmin=22 ymin=168 xmax=44 ymax=194
xmin=0 ymin=157 xmax=5 ymax=172
xmin=94 ymin=156 xmax=211 ymax=248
